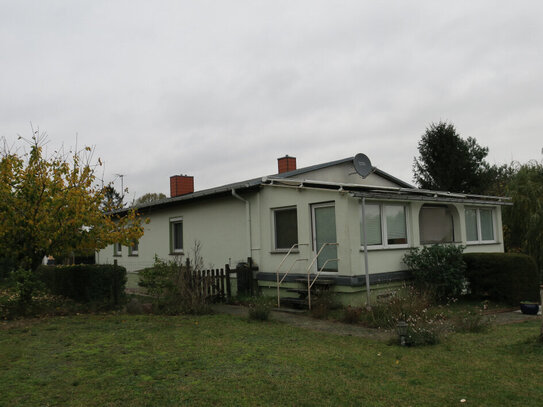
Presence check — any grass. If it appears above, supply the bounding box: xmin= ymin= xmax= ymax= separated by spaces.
xmin=1 ymin=314 xmax=543 ymax=406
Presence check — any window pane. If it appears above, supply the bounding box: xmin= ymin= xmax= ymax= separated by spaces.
xmin=465 ymin=209 xmax=478 ymax=241
xmin=362 ymin=204 xmax=382 ymax=245
xmin=275 ymin=208 xmax=298 ymax=249
xmin=385 ymin=205 xmax=407 ymax=245
xmin=480 ymin=209 xmax=494 ymax=241
xmin=130 ymin=240 xmax=139 ymax=255
xmin=419 ymin=206 xmax=454 ymax=244
xmin=173 ymin=222 xmax=183 ymax=251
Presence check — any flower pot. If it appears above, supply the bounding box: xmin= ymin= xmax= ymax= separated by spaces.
xmin=520 ymin=303 xmax=539 ymax=315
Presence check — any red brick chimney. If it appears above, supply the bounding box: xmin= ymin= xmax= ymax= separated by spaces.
xmin=277 ymin=155 xmax=296 ymax=174
xmin=170 ymin=175 xmax=194 ymax=197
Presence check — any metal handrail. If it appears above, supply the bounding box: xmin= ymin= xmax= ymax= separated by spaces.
xmin=275 ymin=243 xmax=309 ymax=308
xmin=306 ymin=242 xmax=339 ymax=310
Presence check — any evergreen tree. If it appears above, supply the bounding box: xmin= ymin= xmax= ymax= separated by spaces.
xmin=413 ymin=121 xmax=493 ymax=194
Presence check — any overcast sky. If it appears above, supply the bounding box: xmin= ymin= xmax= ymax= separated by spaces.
xmin=1 ymin=1 xmax=542 ymax=199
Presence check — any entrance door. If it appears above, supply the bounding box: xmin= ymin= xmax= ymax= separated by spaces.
xmin=311 ymin=203 xmax=338 ymax=272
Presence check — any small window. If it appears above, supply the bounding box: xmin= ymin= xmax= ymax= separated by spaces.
xmin=274 ymin=207 xmax=298 ymax=250
xmin=128 ymin=240 xmax=139 ymax=256
xmin=362 ymin=203 xmax=408 ymax=247
xmin=113 ymin=242 xmax=122 ymax=257
xmin=170 ymin=217 xmax=183 ymax=253
xmin=465 ymin=208 xmax=495 ymax=243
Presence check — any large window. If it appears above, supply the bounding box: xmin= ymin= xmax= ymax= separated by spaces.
xmin=170 ymin=217 xmax=184 ymax=253
xmin=465 ymin=208 xmax=495 ymax=243
xmin=419 ymin=205 xmax=454 ymax=244
xmin=362 ymin=203 xmax=408 ymax=247
xmin=273 ymin=207 xmax=298 ymax=250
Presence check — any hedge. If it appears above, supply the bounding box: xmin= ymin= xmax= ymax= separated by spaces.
xmin=36 ymin=264 xmax=127 ymax=307
xmin=463 ymin=253 xmax=539 ymax=305
xmin=0 ymin=256 xmax=16 ymax=280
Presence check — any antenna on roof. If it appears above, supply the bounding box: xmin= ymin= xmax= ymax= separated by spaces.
xmin=353 ymin=153 xmax=373 ymax=178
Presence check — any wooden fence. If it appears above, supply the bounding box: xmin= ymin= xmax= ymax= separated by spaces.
xmin=188 ymin=264 xmax=233 ymax=302
xmin=186 ymin=258 xmax=258 ymax=301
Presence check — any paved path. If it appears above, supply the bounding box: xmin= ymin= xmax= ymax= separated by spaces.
xmin=211 ymin=304 xmax=541 ymax=341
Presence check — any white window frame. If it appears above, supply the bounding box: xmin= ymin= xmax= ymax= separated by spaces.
xmin=113 ymin=242 xmax=122 ymax=257
xmin=360 ymin=202 xmax=409 ymax=250
xmin=170 ymin=216 xmax=184 ymax=254
xmin=465 ymin=207 xmax=497 ymax=244
xmin=128 ymin=240 xmax=139 ymax=256
xmin=272 ymin=206 xmax=298 ymax=252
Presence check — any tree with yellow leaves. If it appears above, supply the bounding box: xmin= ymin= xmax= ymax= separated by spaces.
xmin=0 ymin=130 xmax=145 ymax=272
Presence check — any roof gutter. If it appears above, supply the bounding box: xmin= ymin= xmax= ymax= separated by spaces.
xmin=231 ymin=188 xmax=252 ymax=259
xmin=265 ymin=177 xmax=511 ymax=204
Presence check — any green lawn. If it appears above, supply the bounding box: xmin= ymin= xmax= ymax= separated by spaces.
xmin=1 ymin=314 xmax=542 ymax=406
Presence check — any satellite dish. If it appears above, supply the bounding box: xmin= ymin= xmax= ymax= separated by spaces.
xmin=353 ymin=153 xmax=373 ymax=178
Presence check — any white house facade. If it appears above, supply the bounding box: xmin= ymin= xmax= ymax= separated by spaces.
xmin=97 ymin=155 xmax=510 ymax=305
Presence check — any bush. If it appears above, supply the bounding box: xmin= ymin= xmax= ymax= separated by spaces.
xmin=0 ymin=284 xmax=84 ymax=320
xmin=406 ymin=324 xmax=443 ymax=346
xmin=11 ymin=268 xmax=45 ymax=309
xmin=343 ymin=306 xmax=362 ymax=324
xmin=138 ymin=256 xmax=210 ymax=315
xmin=360 ymin=286 xmax=437 ymax=329
xmin=403 ymin=244 xmax=466 ymax=300
xmin=36 ymin=264 xmax=126 ymax=308
xmin=310 ymin=291 xmax=339 ymax=319
xmin=248 ymin=298 xmax=271 ymax=321
xmin=0 ymin=256 xmax=16 ymax=280
xmin=463 ymin=253 xmax=539 ymax=305
xmin=452 ymin=311 xmax=491 ymax=333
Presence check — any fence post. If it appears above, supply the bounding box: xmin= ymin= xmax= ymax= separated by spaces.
xmin=225 ymin=264 xmax=232 ymax=300
xmin=219 ymin=268 xmax=225 ymax=300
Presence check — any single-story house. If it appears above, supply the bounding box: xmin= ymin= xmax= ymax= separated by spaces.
xmin=97 ymin=154 xmax=510 ymax=305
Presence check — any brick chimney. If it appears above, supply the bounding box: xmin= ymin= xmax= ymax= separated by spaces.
xmin=277 ymin=155 xmax=296 ymax=174
xmin=170 ymin=175 xmax=194 ymax=197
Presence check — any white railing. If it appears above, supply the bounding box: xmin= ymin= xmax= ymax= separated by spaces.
xmin=275 ymin=243 xmax=308 ymax=308
xmin=306 ymin=243 xmax=339 ymax=310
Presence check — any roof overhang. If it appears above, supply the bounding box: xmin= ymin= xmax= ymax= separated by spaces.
xmin=263 ymin=177 xmax=512 ymax=206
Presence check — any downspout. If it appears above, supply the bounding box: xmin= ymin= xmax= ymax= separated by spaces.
xmin=361 ymin=197 xmax=371 ymax=308
xmin=231 ymin=189 xmax=252 ymax=259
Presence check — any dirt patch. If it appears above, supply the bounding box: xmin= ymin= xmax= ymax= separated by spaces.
xmin=212 ymin=304 xmax=391 ymax=340
xmin=212 ymin=304 xmax=542 ymax=340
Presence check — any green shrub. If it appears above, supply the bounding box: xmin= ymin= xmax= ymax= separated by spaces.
xmin=248 ymin=298 xmax=271 ymax=321
xmin=11 ymin=268 xmax=45 ymax=309
xmin=406 ymin=324 xmax=443 ymax=346
xmin=463 ymin=253 xmax=539 ymax=305
xmin=452 ymin=311 xmax=491 ymax=333
xmin=138 ymin=257 xmax=210 ymax=315
xmin=36 ymin=264 xmax=126 ymax=308
xmin=403 ymin=244 xmax=466 ymax=300
xmin=0 ymin=256 xmax=16 ymax=280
